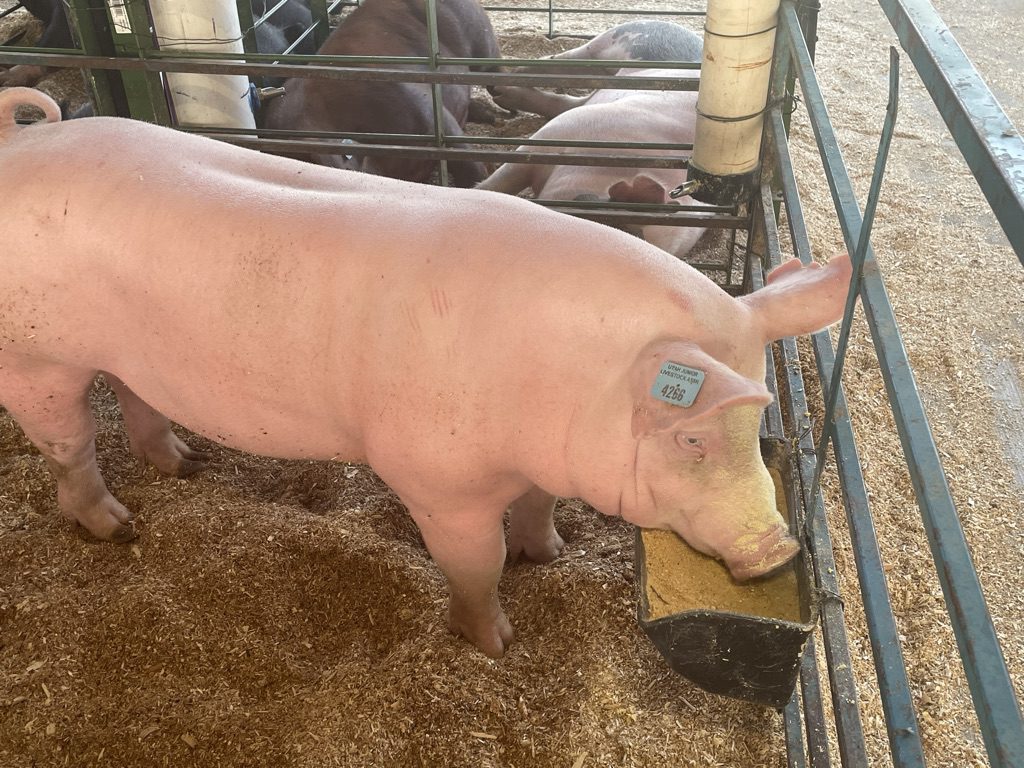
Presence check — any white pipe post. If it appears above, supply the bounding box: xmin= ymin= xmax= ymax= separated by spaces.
xmin=149 ymin=0 xmax=257 ymax=128
xmin=690 ymin=0 xmax=781 ymax=204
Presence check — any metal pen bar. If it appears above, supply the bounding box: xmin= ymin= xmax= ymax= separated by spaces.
xmin=423 ymin=0 xmax=449 ymax=185
xmin=449 ymin=57 xmax=700 ymax=69
xmin=0 ymin=50 xmax=700 ymax=89
xmin=483 ymin=4 xmax=705 ymax=15
xmin=769 ymin=103 xmax=926 ymax=768
xmin=762 ymin=123 xmax=866 ymax=762
xmin=0 ymin=1 xmax=24 ymax=21
xmin=784 ymin=690 xmax=809 ymax=768
xmin=781 ymin=4 xmax=1024 ymax=765
xmin=876 ymin=0 xmax=1024 ymax=265
xmin=519 ymin=205 xmax=744 ymax=229
xmin=750 ymin=186 xmax=786 ymax=439
xmin=786 ymin=339 xmax=869 ymax=768
xmin=809 ymin=47 xmax=898 ymax=576
xmin=799 ymin=638 xmax=832 ymax=768
xmin=203 ymin=134 xmax=695 ymax=169
xmin=192 ymin=125 xmax=697 ymax=152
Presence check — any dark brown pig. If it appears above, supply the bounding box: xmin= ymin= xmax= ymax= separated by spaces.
xmin=261 ymin=0 xmax=499 ymax=186
xmin=0 ymin=88 xmax=852 ymax=659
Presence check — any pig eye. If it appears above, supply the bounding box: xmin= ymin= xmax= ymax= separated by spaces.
xmin=674 ymin=433 xmax=706 ymax=459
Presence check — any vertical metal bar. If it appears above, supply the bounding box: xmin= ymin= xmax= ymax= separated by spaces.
xmin=798 ymin=637 xmax=832 ymax=768
xmin=752 ymin=184 xmax=786 ymax=440
xmin=111 ymin=0 xmax=172 ymax=123
xmin=768 ymin=217 xmax=868 ymax=766
xmin=810 ymin=48 xmax=899 ymax=518
xmin=785 ymin=690 xmax=810 ymax=768
xmin=781 ymin=5 xmax=1024 ymax=765
xmin=237 ymin=0 xmax=259 ymax=55
xmin=769 ymin=103 xmax=927 ymax=768
xmin=796 ymin=0 xmax=820 ymax=62
xmin=309 ymin=0 xmax=331 ymax=48
xmin=876 ymin=0 xmax=1024 ymax=265
xmin=423 ymin=0 xmax=449 ymax=186
xmin=64 ymin=0 xmax=125 ymax=115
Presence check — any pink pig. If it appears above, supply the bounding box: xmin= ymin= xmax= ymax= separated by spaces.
xmin=479 ymin=69 xmax=708 ymax=258
xmin=0 ymin=89 xmax=851 ymax=658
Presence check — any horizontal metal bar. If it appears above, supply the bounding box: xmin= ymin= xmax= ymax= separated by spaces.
xmin=877 ymin=0 xmax=1024 ymax=265
xmin=192 ymin=125 xmax=695 ymax=152
xmin=0 ymin=50 xmax=700 ymax=90
xmin=781 ymin=4 xmax=1024 ymax=766
xmin=482 ymin=5 xmax=705 ymax=15
xmin=447 ymin=57 xmax=700 ymax=69
xmin=204 ymin=134 xmax=693 ymax=169
xmin=543 ymin=206 xmax=742 ymax=229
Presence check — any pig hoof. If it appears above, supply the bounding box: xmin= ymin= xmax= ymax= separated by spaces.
xmin=507 ymin=529 xmax=565 ymax=564
xmin=67 ymin=495 xmax=136 ymax=543
xmin=134 ymin=433 xmax=211 ymax=477
xmin=449 ymin=609 xmax=515 ymax=659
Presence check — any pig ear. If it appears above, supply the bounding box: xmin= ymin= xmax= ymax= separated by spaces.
xmin=607 ymin=175 xmax=670 ymax=205
xmin=740 ymin=252 xmax=853 ymax=342
xmin=631 ymin=341 xmax=773 ymax=439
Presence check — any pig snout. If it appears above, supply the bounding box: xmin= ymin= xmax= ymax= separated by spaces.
xmin=721 ymin=524 xmax=800 ymax=582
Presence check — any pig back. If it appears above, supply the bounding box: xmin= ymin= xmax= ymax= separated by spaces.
xmin=1 ymin=116 xmax=751 ymax=481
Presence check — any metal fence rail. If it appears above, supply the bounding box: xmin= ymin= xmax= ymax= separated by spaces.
xmin=776 ymin=2 xmax=1024 ymax=765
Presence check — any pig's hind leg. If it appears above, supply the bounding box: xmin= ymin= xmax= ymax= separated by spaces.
xmin=0 ymin=360 xmax=134 ymax=542
xmin=506 ymin=486 xmax=564 ymax=563
xmin=105 ymin=375 xmax=210 ymax=477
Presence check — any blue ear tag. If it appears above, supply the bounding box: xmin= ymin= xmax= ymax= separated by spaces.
xmin=651 ymin=361 xmax=705 ymax=407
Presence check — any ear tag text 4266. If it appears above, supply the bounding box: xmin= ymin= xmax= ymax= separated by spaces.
xmin=651 ymin=361 xmax=705 ymax=407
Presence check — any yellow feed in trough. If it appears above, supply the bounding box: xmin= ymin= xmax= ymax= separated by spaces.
xmin=641 ymin=468 xmax=802 ymax=623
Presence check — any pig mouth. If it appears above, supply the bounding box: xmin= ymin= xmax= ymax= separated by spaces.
xmin=725 ymin=527 xmax=801 ymax=582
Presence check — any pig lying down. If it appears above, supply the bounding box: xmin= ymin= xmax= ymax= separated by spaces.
xmin=489 ymin=20 xmax=704 ymax=118
xmin=262 ymin=0 xmax=499 ymax=185
xmin=0 ymin=88 xmax=851 ymax=658
xmin=478 ymin=68 xmax=707 ymax=258
xmin=480 ymin=23 xmax=708 ymax=258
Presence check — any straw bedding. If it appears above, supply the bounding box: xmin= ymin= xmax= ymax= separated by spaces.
xmin=1 ymin=0 xmax=1021 ymax=765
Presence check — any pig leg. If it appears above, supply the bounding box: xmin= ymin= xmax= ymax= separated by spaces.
xmin=105 ymin=375 xmax=210 ymax=477
xmin=0 ymin=360 xmax=134 ymax=542
xmin=475 ymin=160 xmax=535 ymax=194
xmin=407 ymin=503 xmax=514 ymax=658
xmin=506 ymin=486 xmax=564 ymax=563
xmin=488 ymin=86 xmax=589 ymax=118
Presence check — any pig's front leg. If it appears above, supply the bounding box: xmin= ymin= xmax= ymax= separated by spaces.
xmin=507 ymin=486 xmax=564 ymax=563
xmin=106 ymin=375 xmax=210 ymax=476
xmin=408 ymin=503 xmax=514 ymax=658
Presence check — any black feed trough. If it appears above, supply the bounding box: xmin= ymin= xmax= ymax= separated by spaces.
xmin=635 ymin=438 xmax=818 ymax=709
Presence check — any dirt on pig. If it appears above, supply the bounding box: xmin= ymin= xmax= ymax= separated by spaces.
xmin=0 ymin=381 xmax=784 ymax=767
